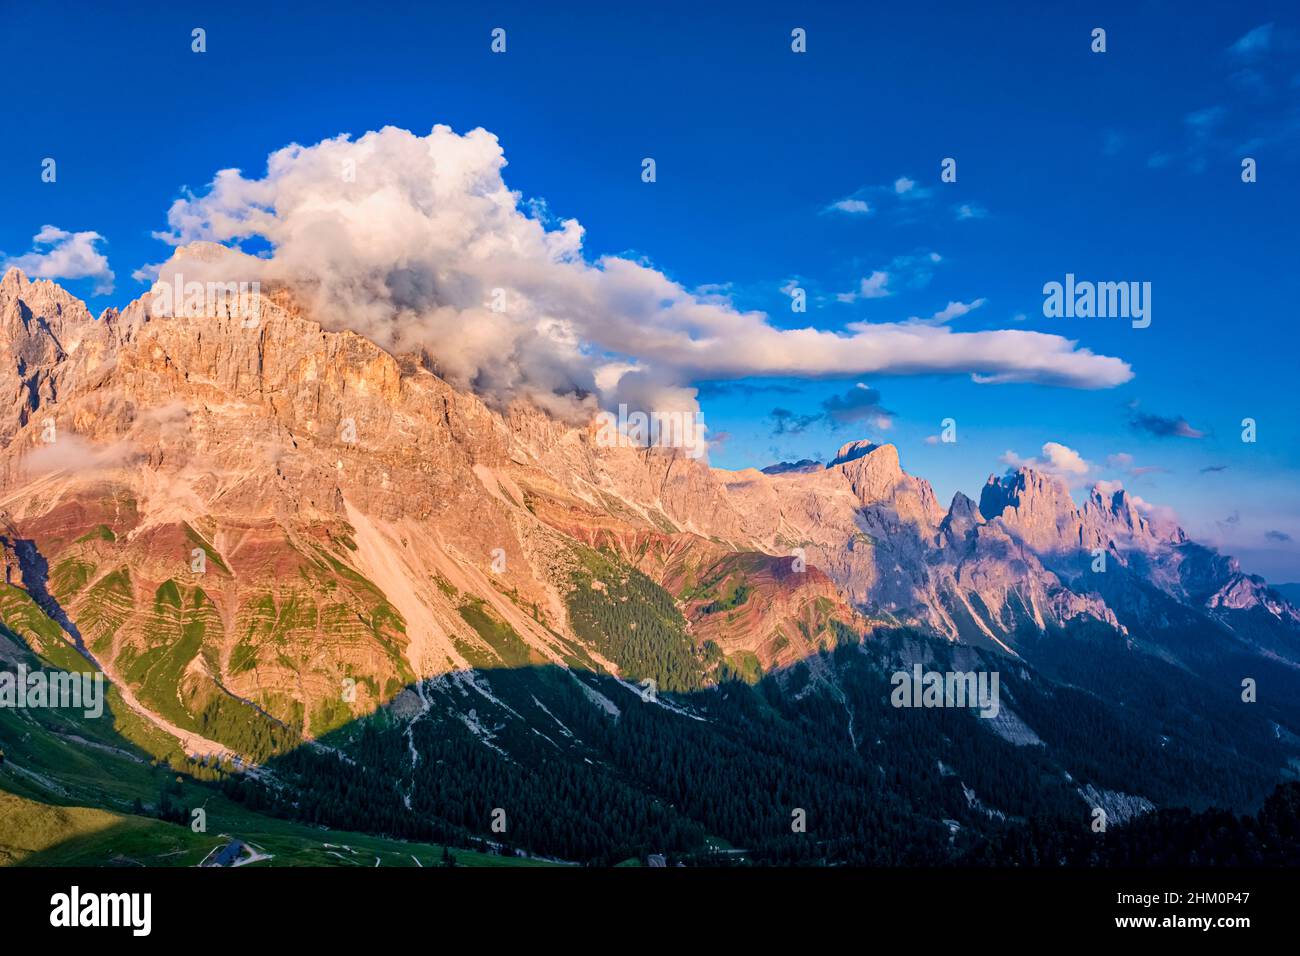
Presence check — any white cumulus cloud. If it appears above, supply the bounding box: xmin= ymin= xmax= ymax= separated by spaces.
xmin=1002 ymin=441 xmax=1092 ymax=479
xmin=827 ymin=198 xmax=871 ymax=215
xmin=3 ymin=225 xmax=115 ymax=294
xmin=140 ymin=124 xmax=1134 ymax=423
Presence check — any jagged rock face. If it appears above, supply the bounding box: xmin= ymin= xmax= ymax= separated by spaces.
xmin=707 ymin=443 xmax=945 ymax=616
xmin=980 ymin=468 xmax=1089 ymax=554
xmin=939 ymin=492 xmax=979 ymax=547
xmin=0 ymin=270 xmax=88 ymax=445
xmin=980 ymin=468 xmax=1185 ymax=565
xmin=0 ymin=270 xmax=870 ymax=745
xmin=0 ymin=266 xmax=1294 ymax=755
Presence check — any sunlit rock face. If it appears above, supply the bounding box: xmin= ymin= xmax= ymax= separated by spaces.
xmin=0 ymin=266 xmax=1294 ymax=753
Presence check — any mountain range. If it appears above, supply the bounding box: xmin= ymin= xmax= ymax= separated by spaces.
xmin=2 ymin=256 xmax=1299 ymax=866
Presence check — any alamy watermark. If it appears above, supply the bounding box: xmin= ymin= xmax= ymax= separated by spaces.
xmin=50 ymin=886 xmax=151 ymax=936
xmin=890 ymin=664 xmax=1000 ymax=719
xmin=1042 ymin=274 xmax=1150 ymax=329
xmin=594 ymin=404 xmax=707 ymax=459
xmin=150 ymin=273 xmax=261 ymax=327
xmin=0 ymin=664 xmax=104 ymax=718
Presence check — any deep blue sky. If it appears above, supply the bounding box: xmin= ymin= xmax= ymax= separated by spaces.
xmin=2 ymin=1 xmax=1298 ymax=579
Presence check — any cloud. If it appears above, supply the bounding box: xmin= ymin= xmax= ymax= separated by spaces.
xmin=1184 ymin=106 xmax=1228 ymax=141
xmin=1200 ymin=464 xmax=1228 ymax=473
xmin=1036 ymin=441 xmax=1091 ymax=476
xmin=909 ymin=298 xmax=986 ymax=324
xmin=769 ymin=383 xmax=894 ymax=435
xmin=136 ymin=400 xmax=194 ymax=441
xmin=837 ymin=271 xmax=891 ymax=303
xmin=769 ymin=407 xmax=821 ymax=436
xmin=826 ymin=175 xmax=932 ymax=219
xmin=1265 ymin=529 xmax=1293 ymax=543
xmin=1216 ymin=511 xmax=1242 ymax=534
xmin=1158 ymin=105 xmax=1230 ymax=173
xmin=827 ymin=198 xmax=871 ymax=215
xmin=696 ymin=381 xmax=799 ymax=399
xmin=141 ymin=124 xmax=1135 ymax=423
xmin=954 ymin=203 xmax=987 ymax=221
xmin=21 ymin=434 xmax=139 ymax=474
xmin=3 ymin=225 xmax=115 ymax=294
xmin=838 ymin=252 xmax=943 ymax=303
xmin=1092 ymin=479 xmax=1177 ymax=524
xmin=1139 ymin=29 xmax=1295 ymax=178
xmin=820 ymin=383 xmax=892 ymax=429
xmin=1230 ymin=66 xmax=1271 ymax=96
xmin=892 ymin=177 xmax=932 ymax=201
xmin=1129 ymin=409 xmax=1206 ymax=439
xmin=892 ymin=251 xmax=943 ymax=285
xmin=1002 ymin=441 xmax=1092 ymax=478
xmin=1185 ymin=105 xmax=1227 ymax=129
xmin=1106 ymin=451 xmax=1167 ymax=477
xmin=1126 ymin=491 xmax=1178 ymax=525
xmin=1229 ymin=23 xmax=1274 ymax=59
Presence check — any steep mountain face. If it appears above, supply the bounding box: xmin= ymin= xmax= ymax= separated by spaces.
xmin=1 ymin=263 xmax=1299 ymax=864
xmin=0 ymin=265 xmax=878 ymax=744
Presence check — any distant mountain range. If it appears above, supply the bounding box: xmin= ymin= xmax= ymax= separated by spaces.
xmin=2 ymin=259 xmax=1299 ymax=866
xmin=1276 ymin=583 xmax=1300 ymax=606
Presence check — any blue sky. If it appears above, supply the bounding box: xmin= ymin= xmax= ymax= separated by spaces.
xmin=2 ymin=1 xmax=1298 ymax=579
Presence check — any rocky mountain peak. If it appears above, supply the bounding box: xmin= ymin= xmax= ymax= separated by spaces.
xmin=171 ymin=240 xmax=246 ymax=264
xmin=1 ymin=267 xmax=25 ymax=294
xmin=939 ymin=491 xmax=981 ymax=548
xmin=828 ymin=439 xmax=881 ymax=467
xmin=1087 ymin=484 xmax=1144 ymax=532
xmin=979 ymin=467 xmax=1074 ymax=523
xmin=1084 ymin=483 xmax=1187 ymax=549
xmin=832 ymin=442 xmax=919 ymax=507
xmin=949 ymin=490 xmax=977 ymax=516
xmin=0 ymin=267 xmax=95 ymax=327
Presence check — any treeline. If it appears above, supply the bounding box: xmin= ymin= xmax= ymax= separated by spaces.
xmin=972 ymin=781 xmax=1300 ymax=866
xmin=1003 ymin=626 xmax=1299 ymax=813
xmin=192 ymin=691 xmax=301 ymax=764
xmin=565 ymin=558 xmax=707 ymax=693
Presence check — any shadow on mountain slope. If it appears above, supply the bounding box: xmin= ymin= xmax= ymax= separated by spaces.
xmin=5 ymin=576 xmax=1300 ymax=866
xmin=3 ymin=535 xmax=83 ymax=648
xmin=156 ymin=628 xmax=1300 ymax=864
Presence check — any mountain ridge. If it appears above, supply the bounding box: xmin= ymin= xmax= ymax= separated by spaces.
xmin=0 ymin=262 xmax=1296 ymax=755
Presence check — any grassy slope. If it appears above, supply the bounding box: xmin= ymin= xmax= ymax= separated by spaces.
xmin=0 ymin=790 xmax=550 ymax=867
xmin=0 ymin=694 xmax=551 ymax=867
xmin=0 ymin=603 xmax=549 ymax=868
